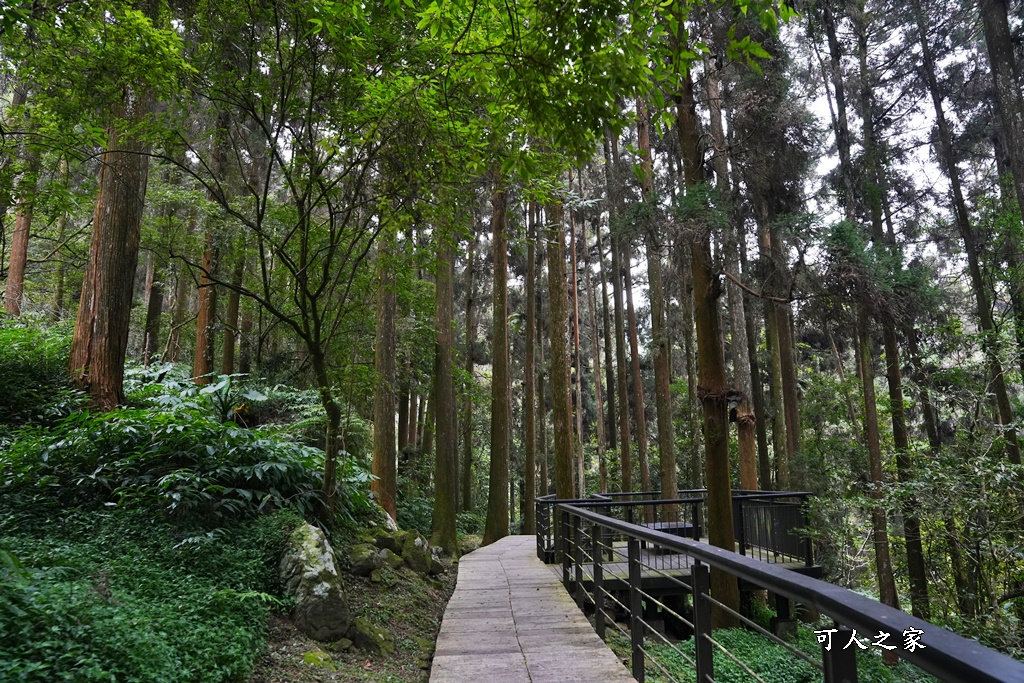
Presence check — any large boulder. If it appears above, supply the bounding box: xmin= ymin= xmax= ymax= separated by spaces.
xmin=279 ymin=522 xmax=351 ymax=642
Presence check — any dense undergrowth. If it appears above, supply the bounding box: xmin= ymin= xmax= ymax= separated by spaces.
xmin=0 ymin=317 xmax=387 ymax=682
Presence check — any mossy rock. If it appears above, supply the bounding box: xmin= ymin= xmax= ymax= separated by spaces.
xmin=458 ymin=534 xmax=482 ymax=555
xmin=327 ymin=638 xmax=353 ymax=652
xmin=402 ymin=533 xmax=432 ymax=575
xmin=302 ymin=649 xmax=335 ymax=669
xmin=380 ymin=548 xmax=404 ymax=570
xmin=350 ymin=543 xmax=384 ymax=577
xmin=279 ymin=522 xmax=351 ymax=642
xmin=349 ymin=617 xmax=395 ymax=655
xmin=373 ymin=528 xmax=406 ymax=553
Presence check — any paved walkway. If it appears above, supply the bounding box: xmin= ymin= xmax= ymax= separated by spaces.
xmin=430 ymin=535 xmax=637 ymax=683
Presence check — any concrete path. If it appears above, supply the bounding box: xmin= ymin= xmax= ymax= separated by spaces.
xmin=430 ymin=535 xmax=637 ymax=683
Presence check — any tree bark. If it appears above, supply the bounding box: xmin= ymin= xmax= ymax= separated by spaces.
xmin=431 ymin=236 xmax=458 ymax=554
xmin=3 ymin=83 xmax=33 ymax=317
xmin=546 ymin=201 xmax=578 ymax=500
xmin=585 ymin=217 xmax=608 ymax=493
xmin=637 ymin=97 xmax=676 ymax=509
xmin=678 ymin=68 xmax=739 ymax=626
xmin=69 ymin=88 xmax=153 ymax=410
xmin=624 ymin=253 xmax=651 ymax=492
xmin=484 ymin=175 xmax=511 ymax=543
xmin=604 ymin=131 xmax=632 ymax=494
xmin=855 ymin=309 xmax=900 ymax=611
xmin=462 ymin=231 xmax=477 ymax=511
xmin=143 ymin=254 xmax=165 ymax=366
xmin=525 ymin=202 xmax=538 ymax=529
xmin=597 ymin=221 xmax=618 ymax=455
xmin=373 ymin=234 xmax=398 ymax=521
xmin=221 ymin=246 xmax=244 ymax=374
xmin=568 ymin=183 xmax=586 ymax=496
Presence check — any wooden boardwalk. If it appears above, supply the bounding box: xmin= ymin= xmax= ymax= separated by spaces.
xmin=430 ymin=535 xmax=636 ymax=683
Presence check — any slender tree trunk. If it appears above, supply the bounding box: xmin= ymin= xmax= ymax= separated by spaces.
xmin=585 ymin=217 xmax=608 ymax=493
xmin=678 ymin=242 xmax=701 ymax=488
xmin=546 ymin=201 xmax=578 ymax=500
xmin=637 ymin=98 xmax=676 ymax=507
xmin=408 ymin=391 xmax=420 ymax=449
xmin=597 ymin=222 xmax=617 ymax=455
xmin=398 ymin=372 xmax=410 ymax=452
xmin=917 ymin=0 xmax=1019 ymax=464
xmin=539 ymin=311 xmax=549 ymax=498
xmin=3 ymin=84 xmax=33 ymax=317
xmin=143 ymin=254 xmax=165 ymax=366
xmin=525 ymin=202 xmax=538 ymax=528
xmin=69 ymin=86 xmax=153 ymax=410
xmin=979 ymin=0 xmax=1024 ymax=247
xmin=431 ymin=236 xmax=458 ymax=554
xmin=239 ymin=312 xmax=252 ymax=375
xmin=707 ymin=73 xmax=757 ymax=490
xmin=856 ymin=308 xmax=900 ymax=611
xmin=221 ymin=246 xmax=244 ymax=374
xmin=168 ymin=260 xmax=190 ymax=363
xmin=678 ymin=68 xmax=739 ymax=626
xmin=462 ymin=231 xmax=477 ymax=511
xmin=604 ymin=132 xmax=632 ymax=494
xmin=373 ymin=235 xmax=398 ymax=521
xmin=484 ymin=175 xmax=511 ymax=543
xmin=624 ymin=257 xmax=651 ymax=492
xmin=568 ymin=183 xmax=586 ymax=496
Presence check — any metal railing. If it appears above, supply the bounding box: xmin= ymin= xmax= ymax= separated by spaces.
xmin=537 ymin=489 xmax=814 ymax=567
xmin=554 ymin=502 xmax=1024 ymax=683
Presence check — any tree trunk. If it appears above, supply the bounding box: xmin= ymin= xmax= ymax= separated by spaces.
xmin=545 ymin=201 xmax=578 ymax=500
xmin=484 ymin=175 xmax=511 ymax=543
xmin=979 ymin=0 xmax=1024 ymax=253
xmin=525 ymin=202 xmax=538 ymax=529
xmin=69 ymin=87 xmax=153 ymax=410
xmin=585 ymin=217 xmax=608 ymax=493
xmin=918 ymin=0 xmax=1019 ymax=464
xmin=637 ymin=97 xmax=676 ymax=508
xmin=597 ymin=221 xmax=618 ymax=455
xmin=568 ymin=184 xmax=586 ymax=496
xmin=604 ymin=132 xmax=633 ymax=494
xmin=431 ymin=236 xmax=458 ymax=554
xmin=462 ymin=231 xmax=477 ymax=511
xmin=677 ymin=68 xmax=739 ymax=626
xmin=238 ymin=312 xmax=252 ymax=375
xmin=373 ymin=235 xmax=398 ymax=521
xmin=398 ymin=374 xmax=410 ymax=452
xmin=220 ymin=247 xmax=244 ymax=374
xmin=624 ymin=254 xmax=651 ymax=493
xmin=143 ymin=254 xmax=165 ymax=366
xmin=856 ymin=308 xmax=900 ymax=612
xmin=3 ymin=84 xmax=33 ymax=317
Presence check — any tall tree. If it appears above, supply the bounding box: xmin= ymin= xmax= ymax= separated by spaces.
xmin=546 ymin=200 xmax=577 ymax=499
xmin=524 ymin=201 xmax=539 ymax=528
xmin=373 ymin=232 xmax=399 ymax=521
xmin=431 ymin=227 xmax=458 ymax=554
xmin=484 ymin=174 xmax=511 ymax=543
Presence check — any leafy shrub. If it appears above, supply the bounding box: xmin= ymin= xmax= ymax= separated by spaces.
xmin=0 ymin=508 xmax=297 ymax=683
xmin=0 ymin=319 xmax=82 ymax=430
xmin=0 ymin=407 xmax=328 ymax=519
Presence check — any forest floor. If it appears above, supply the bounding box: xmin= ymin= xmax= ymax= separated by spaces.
xmin=249 ymin=562 xmax=457 ymax=683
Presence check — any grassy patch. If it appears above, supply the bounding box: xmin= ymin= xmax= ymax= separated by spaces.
xmin=0 ymin=507 xmax=298 ymax=683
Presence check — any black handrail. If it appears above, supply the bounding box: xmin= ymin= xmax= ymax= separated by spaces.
xmin=560 ymin=502 xmax=1024 ymax=683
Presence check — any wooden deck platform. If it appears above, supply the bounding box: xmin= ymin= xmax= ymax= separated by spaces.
xmin=430 ymin=535 xmax=636 ymax=683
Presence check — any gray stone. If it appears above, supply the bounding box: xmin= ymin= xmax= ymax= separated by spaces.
xmin=374 ymin=530 xmax=405 ymax=553
xmin=349 ymin=616 xmax=394 ymax=655
xmin=279 ymin=523 xmax=350 ymax=642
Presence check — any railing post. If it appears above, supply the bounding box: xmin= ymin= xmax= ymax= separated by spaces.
xmin=536 ymin=500 xmax=544 ymax=561
xmin=733 ymin=497 xmax=747 ymax=556
xmin=823 ymin=627 xmax=858 ymax=683
xmin=573 ymin=515 xmax=584 ymax=609
xmin=691 ymin=502 xmax=701 ymax=540
xmin=561 ymin=509 xmax=571 ymax=591
xmin=593 ymin=523 xmax=605 ymax=640
xmin=692 ymin=561 xmax=714 ymax=683
xmin=801 ymin=495 xmax=814 ymax=567
xmin=628 ymin=537 xmax=644 ymax=683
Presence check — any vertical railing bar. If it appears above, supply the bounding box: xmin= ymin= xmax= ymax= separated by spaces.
xmin=628 ymin=536 xmax=645 ymax=683
xmin=822 ymin=627 xmax=859 ymax=683
xmin=692 ymin=560 xmax=714 ymax=683
xmin=594 ymin=522 xmax=605 ymax=640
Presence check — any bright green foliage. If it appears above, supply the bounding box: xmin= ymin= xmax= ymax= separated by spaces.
xmin=0 ymin=318 xmax=82 ymax=432
xmin=607 ymin=626 xmax=936 ymax=683
xmin=0 ymin=508 xmax=297 ymax=683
